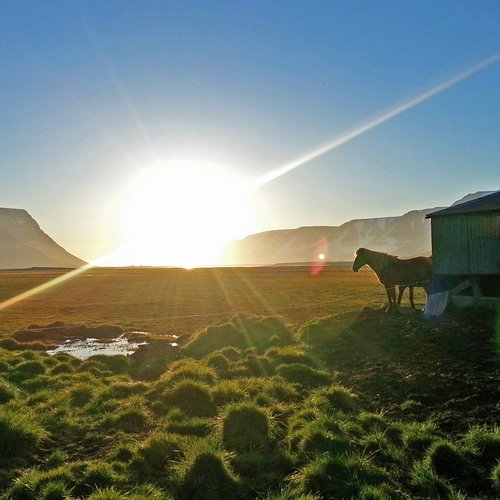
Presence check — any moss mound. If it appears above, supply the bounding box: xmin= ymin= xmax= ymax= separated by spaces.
xmin=298 ymin=428 xmax=350 ymax=456
xmin=221 ymin=402 xmax=271 ymax=451
xmin=69 ymin=383 xmax=95 ymax=407
xmin=205 ymin=352 xmax=230 ymax=374
xmin=210 ymin=380 xmax=247 ymax=407
xmin=112 ymin=405 xmax=149 ymax=432
xmin=72 ymin=462 xmax=118 ymax=497
xmin=465 ymin=425 xmax=500 ymax=464
xmin=164 ymin=380 xmax=215 ymax=417
xmin=266 ymin=346 xmax=316 ymax=367
xmin=400 ymin=421 xmax=439 ymax=457
xmin=129 ymin=432 xmax=183 ymax=484
xmin=184 ymin=315 xmax=292 ymax=357
xmin=16 ymin=360 xmax=46 ymax=377
xmin=6 ymin=467 xmax=74 ymax=500
xmin=177 ymin=451 xmax=241 ymax=500
xmin=293 ymin=454 xmax=386 ymax=498
xmin=160 ymin=358 xmax=217 ymax=385
xmin=0 ymin=410 xmax=46 ymax=465
xmin=491 ymin=461 xmax=500 ymax=494
xmin=0 ymin=377 xmax=18 ymax=403
xmin=276 ymin=363 xmax=330 ymax=388
xmin=232 ymin=449 xmax=294 ymax=492
xmin=425 ymin=440 xmax=468 ymax=480
xmin=298 ymin=314 xmax=351 ymax=349
xmin=307 ymin=385 xmax=360 ymax=414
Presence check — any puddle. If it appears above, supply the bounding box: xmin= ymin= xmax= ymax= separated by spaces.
xmin=47 ymin=335 xmax=148 ymax=360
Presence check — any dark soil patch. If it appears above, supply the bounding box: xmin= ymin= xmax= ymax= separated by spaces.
xmin=314 ymin=308 xmax=500 ymax=433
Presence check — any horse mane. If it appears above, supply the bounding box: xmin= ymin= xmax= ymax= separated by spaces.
xmin=379 ymin=252 xmax=398 ymax=270
xmin=361 ymin=248 xmax=399 ymax=270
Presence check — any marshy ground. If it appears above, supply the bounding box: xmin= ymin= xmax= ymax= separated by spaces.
xmin=0 ymin=267 xmax=498 ymax=499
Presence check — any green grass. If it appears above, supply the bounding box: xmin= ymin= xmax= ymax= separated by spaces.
xmin=275 ymin=363 xmax=330 ymax=388
xmin=0 ymin=267 xmax=496 ymax=498
xmin=221 ymin=402 xmax=272 ymax=451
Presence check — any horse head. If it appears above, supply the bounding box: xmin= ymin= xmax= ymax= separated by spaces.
xmin=352 ymin=247 xmax=368 ymax=272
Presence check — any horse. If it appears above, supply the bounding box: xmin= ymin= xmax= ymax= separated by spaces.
xmin=352 ymin=248 xmax=433 ymax=312
xmin=397 ymin=284 xmax=415 ymax=308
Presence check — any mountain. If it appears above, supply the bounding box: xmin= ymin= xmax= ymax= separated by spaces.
xmin=0 ymin=208 xmax=86 ymax=269
xmin=226 ymin=191 xmax=496 ymax=265
xmin=451 ymin=191 xmax=496 ymax=206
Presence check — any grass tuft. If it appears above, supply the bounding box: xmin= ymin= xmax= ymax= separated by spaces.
xmin=425 ymin=440 xmax=468 ymax=481
xmin=306 ymin=385 xmax=360 ymax=414
xmin=221 ymin=402 xmax=271 ymax=451
xmin=183 ymin=315 xmax=292 ymax=358
xmin=292 ymin=453 xmax=386 ymax=498
xmin=275 ymin=363 xmax=330 ymax=388
xmin=163 ymin=380 xmax=216 ymax=417
xmin=176 ymin=447 xmax=241 ymax=500
xmin=491 ymin=461 xmax=500 ymax=494
xmin=464 ymin=425 xmax=500 ymax=464
xmin=129 ymin=431 xmax=183 ymax=485
xmin=0 ymin=377 xmax=19 ymax=403
xmin=0 ymin=410 xmax=46 ymax=466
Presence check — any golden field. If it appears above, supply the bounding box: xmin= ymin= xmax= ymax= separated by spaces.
xmin=0 ymin=265 xmax=427 ymax=335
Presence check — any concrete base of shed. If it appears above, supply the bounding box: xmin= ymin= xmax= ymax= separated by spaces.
xmin=451 ymin=295 xmax=500 ymax=310
xmin=426 ymin=275 xmax=500 ymax=316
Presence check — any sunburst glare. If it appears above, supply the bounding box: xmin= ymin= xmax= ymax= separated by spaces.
xmin=119 ymin=161 xmax=253 ymax=268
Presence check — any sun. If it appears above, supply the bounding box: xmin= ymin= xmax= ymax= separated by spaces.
xmin=120 ymin=161 xmax=252 ymax=267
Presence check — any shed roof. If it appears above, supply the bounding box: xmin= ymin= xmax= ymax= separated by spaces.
xmin=426 ymin=190 xmax=500 ymax=218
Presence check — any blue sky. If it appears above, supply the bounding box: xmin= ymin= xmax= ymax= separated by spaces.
xmin=1 ymin=1 xmax=499 ymax=263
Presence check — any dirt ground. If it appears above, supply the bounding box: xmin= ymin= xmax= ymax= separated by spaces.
xmin=330 ymin=307 xmax=500 ymax=433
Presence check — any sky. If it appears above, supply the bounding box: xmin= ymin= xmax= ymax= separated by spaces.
xmin=1 ymin=1 xmax=500 ymax=265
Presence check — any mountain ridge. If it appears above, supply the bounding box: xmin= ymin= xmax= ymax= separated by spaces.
xmin=225 ymin=191 xmax=496 ymax=265
xmin=0 ymin=207 xmax=86 ymax=270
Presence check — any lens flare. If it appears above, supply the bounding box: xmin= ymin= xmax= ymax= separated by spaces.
xmin=2 ymin=53 xmax=499 ymax=310
xmin=0 ymin=250 xmax=121 ymax=312
xmin=310 ymin=237 xmax=329 ymax=276
xmin=253 ymin=52 xmax=500 ymax=189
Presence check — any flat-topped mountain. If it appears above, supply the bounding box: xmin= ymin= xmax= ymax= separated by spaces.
xmin=226 ymin=191 xmax=496 ymax=265
xmin=0 ymin=208 xmax=85 ymax=269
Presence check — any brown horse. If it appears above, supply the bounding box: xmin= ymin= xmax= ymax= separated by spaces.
xmin=352 ymin=248 xmax=433 ymax=311
xmin=397 ymin=285 xmax=415 ymax=308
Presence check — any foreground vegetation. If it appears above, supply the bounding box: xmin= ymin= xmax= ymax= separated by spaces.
xmin=1 ymin=305 xmax=499 ymax=499
xmin=0 ymin=267 xmax=498 ymax=498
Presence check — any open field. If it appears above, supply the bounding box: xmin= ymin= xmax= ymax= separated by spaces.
xmin=0 ymin=266 xmax=427 ymax=335
xmin=0 ymin=266 xmax=498 ymax=499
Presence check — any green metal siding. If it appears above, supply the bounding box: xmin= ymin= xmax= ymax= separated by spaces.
xmin=468 ymin=213 xmax=500 ymax=274
xmin=432 ymin=216 xmax=469 ymax=274
xmin=431 ymin=212 xmax=500 ymax=275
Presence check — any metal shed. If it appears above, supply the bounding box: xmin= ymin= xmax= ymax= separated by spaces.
xmin=425 ymin=191 xmax=500 ymax=312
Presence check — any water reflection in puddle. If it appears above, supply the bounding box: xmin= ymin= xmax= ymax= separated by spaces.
xmin=47 ymin=335 xmax=148 ymax=359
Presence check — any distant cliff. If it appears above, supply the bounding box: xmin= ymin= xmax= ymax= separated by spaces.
xmin=0 ymin=208 xmax=86 ymax=269
xmin=226 ymin=192 xmax=495 ymax=265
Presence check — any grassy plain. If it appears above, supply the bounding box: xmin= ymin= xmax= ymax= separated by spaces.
xmin=0 ymin=266 xmax=497 ymax=499
xmin=0 ymin=265 xmax=426 ymax=335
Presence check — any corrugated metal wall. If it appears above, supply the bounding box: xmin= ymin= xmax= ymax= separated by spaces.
xmin=431 ymin=212 xmax=500 ymax=275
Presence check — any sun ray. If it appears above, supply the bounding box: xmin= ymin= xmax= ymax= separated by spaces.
xmin=252 ymin=52 xmax=500 ymax=189
xmin=212 ymin=268 xmax=279 ymax=374
xmin=2 ymin=54 xmax=499 ymax=312
xmin=232 ymin=268 xmax=282 ymax=318
xmin=0 ymin=250 xmax=122 ymax=312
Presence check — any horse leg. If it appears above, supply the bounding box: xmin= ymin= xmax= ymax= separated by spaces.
xmin=409 ymin=286 xmax=415 ymax=308
xmin=397 ymin=286 xmax=406 ymax=306
xmin=385 ymin=286 xmax=397 ymax=312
